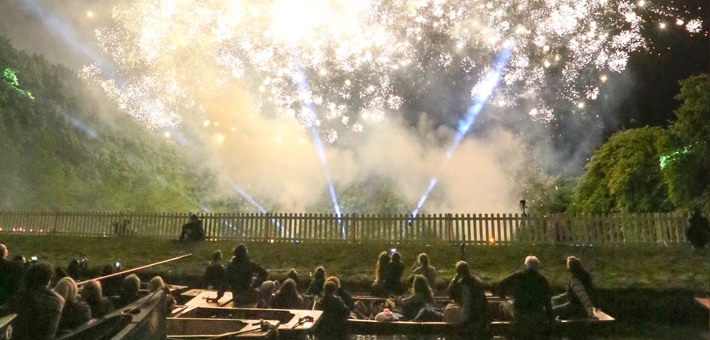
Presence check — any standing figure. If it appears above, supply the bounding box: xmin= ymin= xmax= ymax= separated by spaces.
xmin=218 ymin=244 xmax=268 ymax=304
xmin=179 ymin=214 xmax=205 ymax=242
xmin=446 ymin=261 xmax=492 ymax=339
xmin=498 ymin=256 xmax=554 ymax=340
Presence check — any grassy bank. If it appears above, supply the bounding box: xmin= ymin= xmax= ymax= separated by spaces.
xmin=3 ymin=234 xmax=709 ymax=292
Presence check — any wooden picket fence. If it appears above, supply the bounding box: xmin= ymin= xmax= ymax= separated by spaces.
xmin=0 ymin=211 xmax=689 ymax=245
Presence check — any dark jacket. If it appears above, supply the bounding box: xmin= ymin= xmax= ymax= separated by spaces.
xmin=305 ymin=278 xmax=325 ymax=296
xmin=58 ymin=299 xmax=92 ymax=330
xmin=8 ymin=287 xmax=64 ymax=340
xmin=384 ymin=261 xmax=404 ymax=293
xmin=271 ymin=291 xmax=305 ymax=309
xmin=336 ymin=287 xmax=354 ymax=310
xmin=87 ymin=296 xmax=115 ymax=318
xmin=219 ymin=258 xmax=268 ymax=297
xmin=448 ymin=275 xmax=492 ymax=339
xmin=0 ymin=258 xmax=22 ymax=305
xmin=499 ymin=269 xmax=553 ymax=318
xmin=313 ymin=294 xmax=350 ymax=339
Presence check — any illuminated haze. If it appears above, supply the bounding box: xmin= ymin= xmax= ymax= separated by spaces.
xmin=0 ymin=0 xmax=703 ymax=214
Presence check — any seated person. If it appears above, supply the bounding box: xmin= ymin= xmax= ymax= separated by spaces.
xmin=116 ymin=274 xmax=141 ymax=308
xmin=326 ymin=276 xmax=354 ymax=310
xmin=4 ymin=262 xmax=64 ymax=340
xmin=0 ymin=244 xmax=22 ymax=306
xmin=446 ymin=261 xmax=492 ymax=339
xmin=204 ymin=250 xmax=226 ymax=289
xmin=498 ymin=256 xmax=554 ymax=340
xmin=384 ymin=252 xmax=404 ymax=294
xmin=397 ymin=274 xmax=435 ymax=320
xmin=285 ymin=268 xmax=299 ymax=286
xmin=55 ymin=277 xmax=92 ymax=331
xmin=371 ymin=251 xmax=390 ymax=296
xmin=313 ymin=281 xmax=350 ymax=340
xmin=255 ymin=280 xmax=279 ymax=308
xmin=217 ymin=244 xmax=268 ymax=304
xmin=305 ymin=266 xmax=326 ymax=296
xmin=411 ymin=253 xmax=437 ymax=292
xmin=148 ymin=276 xmax=177 ymax=313
xmin=271 ymin=278 xmax=305 ymax=309
xmin=81 ymin=280 xmax=116 ymax=318
xmin=179 ymin=214 xmax=205 ymax=242
xmin=552 ymin=256 xmax=596 ymax=320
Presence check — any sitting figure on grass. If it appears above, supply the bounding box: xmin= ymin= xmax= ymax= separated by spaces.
xmin=305 ymin=266 xmax=327 ymax=297
xmin=411 ymin=253 xmax=437 ymax=293
xmin=371 ymin=251 xmax=390 ymax=296
xmin=552 ymin=256 xmax=596 ymax=320
xmin=179 ymin=214 xmax=205 ymax=242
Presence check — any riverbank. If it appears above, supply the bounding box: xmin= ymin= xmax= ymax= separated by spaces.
xmin=5 ymin=234 xmax=708 ymax=292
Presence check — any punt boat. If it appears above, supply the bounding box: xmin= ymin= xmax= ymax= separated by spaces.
xmin=170 ymin=290 xmax=322 ymax=340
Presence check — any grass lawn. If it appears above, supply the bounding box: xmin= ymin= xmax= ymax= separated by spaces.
xmin=3 ymin=234 xmax=709 ymax=292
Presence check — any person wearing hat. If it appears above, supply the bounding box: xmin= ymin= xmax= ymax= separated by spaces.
xmin=552 ymin=256 xmax=595 ymax=320
xmin=497 ymin=255 xmax=554 ymax=339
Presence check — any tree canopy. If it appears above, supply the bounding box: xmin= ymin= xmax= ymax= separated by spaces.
xmin=0 ymin=36 xmax=203 ymax=211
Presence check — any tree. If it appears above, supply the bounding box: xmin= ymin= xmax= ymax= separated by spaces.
xmin=661 ymin=74 xmax=710 ymax=210
xmin=575 ymin=126 xmax=673 ymax=213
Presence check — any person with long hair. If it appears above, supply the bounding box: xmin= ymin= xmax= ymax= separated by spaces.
xmin=305 ymin=266 xmax=326 ymax=296
xmin=412 ymin=253 xmax=437 ymax=291
xmin=398 ymin=274 xmax=434 ymax=320
xmin=313 ymin=281 xmax=350 ymax=340
xmin=552 ymin=256 xmax=595 ymax=319
xmin=371 ymin=251 xmax=390 ymax=295
xmin=446 ymin=261 xmax=492 ymax=339
xmin=271 ymin=278 xmax=305 ymax=309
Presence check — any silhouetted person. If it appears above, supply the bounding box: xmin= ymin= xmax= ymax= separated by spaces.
xmin=271 ymin=278 xmax=305 ymax=309
xmin=447 ymin=261 xmax=492 ymax=340
xmin=148 ymin=276 xmax=176 ymax=314
xmin=82 ymin=280 xmax=115 ymax=318
xmin=204 ymin=250 xmax=226 ymax=289
xmin=326 ymin=276 xmax=354 ymax=310
xmin=305 ymin=266 xmax=326 ymax=296
xmin=55 ymin=277 xmax=91 ymax=331
xmin=552 ymin=256 xmax=595 ymax=319
xmin=6 ymin=262 xmax=64 ymax=340
xmin=384 ymin=252 xmax=404 ymax=294
xmin=686 ymin=208 xmax=710 ymax=249
xmin=498 ymin=256 xmax=553 ymax=340
xmin=179 ymin=214 xmax=205 ymax=242
xmin=67 ymin=258 xmax=88 ymax=281
xmin=371 ymin=251 xmax=390 ymax=295
xmin=313 ymin=281 xmax=350 ymax=340
xmin=0 ymin=244 xmax=22 ymax=305
xmin=286 ymin=268 xmax=299 ymax=286
xmin=116 ymin=274 xmax=141 ymax=308
xmin=217 ymin=244 xmax=268 ymax=303
xmin=398 ymin=274 xmax=434 ymax=320
xmin=100 ymin=264 xmax=123 ymax=298
xmin=412 ymin=253 xmax=437 ymax=292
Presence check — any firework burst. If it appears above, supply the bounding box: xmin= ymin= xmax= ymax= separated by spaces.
xmin=81 ymin=0 xmax=703 ymax=139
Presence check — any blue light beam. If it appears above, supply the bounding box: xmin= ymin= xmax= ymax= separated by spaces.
xmin=411 ymin=47 xmax=512 ymax=217
xmin=293 ymin=70 xmax=344 ymax=237
xmin=232 ymin=183 xmax=293 ymax=239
